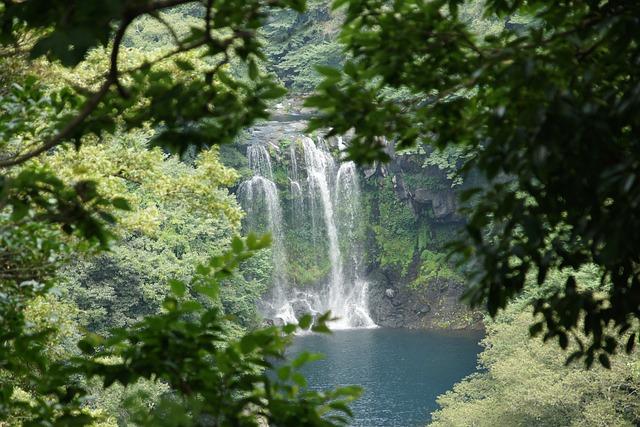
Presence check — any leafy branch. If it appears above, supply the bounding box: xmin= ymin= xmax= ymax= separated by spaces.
xmin=0 ymin=0 xmax=295 ymax=168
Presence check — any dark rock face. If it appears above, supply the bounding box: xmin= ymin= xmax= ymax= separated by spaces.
xmin=367 ymin=273 xmax=483 ymax=330
xmin=412 ymin=188 xmax=458 ymax=220
xmin=391 ymin=174 xmax=411 ymax=201
xmin=359 ymin=152 xmax=479 ymax=330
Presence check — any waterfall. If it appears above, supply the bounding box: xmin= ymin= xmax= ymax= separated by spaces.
xmin=336 ymin=161 xmax=361 ymax=278
xmin=289 ymin=143 xmax=300 ymax=182
xmin=238 ymin=147 xmax=296 ymax=324
xmin=301 ymin=137 xmax=345 ymax=313
xmin=289 ymin=144 xmax=304 ymax=222
xmin=239 ymin=137 xmax=375 ymax=329
xmin=335 ymin=160 xmax=376 ymax=328
xmin=247 ymin=144 xmax=274 ymax=179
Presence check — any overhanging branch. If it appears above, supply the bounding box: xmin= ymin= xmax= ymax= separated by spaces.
xmin=0 ymin=0 xmax=201 ymax=169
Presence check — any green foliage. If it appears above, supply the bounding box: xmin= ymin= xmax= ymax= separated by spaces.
xmin=422 ymin=145 xmax=473 ymax=188
xmin=0 ymin=0 xmax=305 ymax=167
xmin=369 ymin=178 xmax=416 ymax=275
xmin=219 ymin=143 xmax=252 ymax=179
xmin=309 ymin=0 xmax=640 ymax=365
xmin=78 ymin=239 xmax=360 ymax=427
xmin=285 ymin=231 xmax=332 ymax=286
xmin=37 ymin=130 xmax=258 ymax=334
xmin=0 ymin=2 xmax=368 ymax=424
xmin=431 ymin=305 xmax=640 ymax=426
xmin=410 ymin=250 xmax=463 ymax=291
xmin=124 ymin=9 xmax=204 ymax=53
xmin=401 ymin=170 xmax=446 ymax=194
xmin=1 ymin=165 xmax=129 ymax=250
xmin=1 ymin=236 xmax=361 ymax=426
xmin=261 ymin=0 xmax=344 ymax=91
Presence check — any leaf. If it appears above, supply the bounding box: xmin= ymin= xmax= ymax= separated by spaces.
xmin=248 ymin=58 xmax=259 ymax=80
xmin=232 ymin=236 xmax=244 ymax=254
xmin=598 ymin=353 xmax=611 ymax=369
xmin=282 ymin=323 xmax=297 ymax=334
xmin=292 ymin=351 xmax=324 ymax=368
xmin=169 ymin=279 xmax=186 ymax=297
xmin=112 ymin=197 xmax=131 ymax=211
xmin=315 ymin=65 xmax=342 ymax=79
xmin=195 ymin=283 xmax=219 ymax=300
xmin=257 ymin=233 xmax=272 ymax=249
xmin=626 ymin=333 xmax=636 ymax=354
xmin=261 ymin=85 xmax=287 ymax=100
xmin=163 ymin=297 xmax=178 ymax=311
xmin=10 ymin=201 xmax=29 ymax=221
xmin=558 ymin=332 xmax=568 ymax=350
xmin=246 ymin=232 xmax=258 ymax=250
xmin=529 ymin=322 xmax=544 ymax=336
xmin=78 ymin=333 xmax=103 ymax=354
xmin=565 ymin=351 xmax=582 ymax=366
xmin=328 ymin=401 xmax=353 ymax=416
xmin=175 ymin=59 xmax=195 ymax=71
xmin=311 ymin=323 xmax=331 ymax=334
xmin=240 ymin=336 xmax=258 ymax=353
xmin=277 ymin=366 xmax=291 ymax=381
xmin=332 ymin=0 xmax=349 ymax=9
xmin=292 ymin=372 xmax=307 ymax=387
xmin=298 ymin=314 xmax=313 ymax=330
xmin=181 ymin=301 xmax=203 ymax=312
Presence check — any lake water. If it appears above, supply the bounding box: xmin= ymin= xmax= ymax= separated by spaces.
xmin=287 ymin=328 xmax=483 ymax=427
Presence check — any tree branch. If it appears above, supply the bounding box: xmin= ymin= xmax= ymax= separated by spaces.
xmin=205 ymin=0 xmax=214 ymax=42
xmin=0 ymin=78 xmax=113 ymax=168
xmin=110 ymin=14 xmax=134 ymax=98
xmin=0 ymin=0 xmax=197 ymax=169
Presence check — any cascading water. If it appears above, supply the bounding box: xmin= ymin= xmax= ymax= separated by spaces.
xmin=301 ymin=137 xmax=345 ymax=316
xmin=336 ymin=160 xmax=361 ymax=278
xmin=239 ymin=137 xmax=375 ymax=329
xmin=238 ymin=146 xmax=296 ymax=324
xmin=335 ymin=160 xmax=375 ymax=327
xmin=288 ymin=144 xmax=304 ymax=223
xmin=247 ymin=144 xmax=274 ymax=179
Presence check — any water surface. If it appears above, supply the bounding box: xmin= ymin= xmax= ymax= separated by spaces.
xmin=288 ymin=328 xmax=482 ymax=427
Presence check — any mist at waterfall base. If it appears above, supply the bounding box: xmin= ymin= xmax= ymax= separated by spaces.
xmin=288 ymin=328 xmax=483 ymax=427
xmin=238 ymin=136 xmax=375 ymax=328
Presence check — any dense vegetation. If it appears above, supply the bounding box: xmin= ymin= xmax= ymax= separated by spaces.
xmin=432 ymin=268 xmax=640 ymax=426
xmin=0 ymin=2 xmax=361 ymax=425
xmin=1 ymin=0 xmax=640 ymax=425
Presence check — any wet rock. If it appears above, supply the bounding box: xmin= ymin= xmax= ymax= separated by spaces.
xmin=291 ymin=299 xmax=314 ymax=319
xmin=364 ymin=168 xmax=377 ymax=179
xmin=390 ymin=298 xmax=404 ymax=308
xmin=391 ymin=173 xmax=411 ymax=201
xmin=271 ymin=317 xmax=286 ymax=327
xmin=413 ymin=188 xmax=458 ymax=219
xmin=414 ymin=305 xmax=431 ymax=316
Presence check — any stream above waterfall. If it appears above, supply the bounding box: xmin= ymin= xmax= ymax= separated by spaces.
xmin=287 ymin=328 xmax=483 ymax=426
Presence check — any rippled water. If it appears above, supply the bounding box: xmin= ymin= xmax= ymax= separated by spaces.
xmin=287 ymin=328 xmax=483 ymax=427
